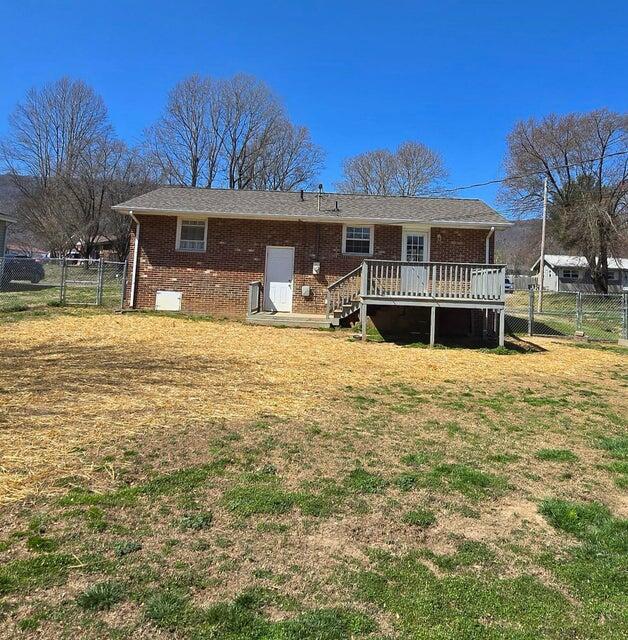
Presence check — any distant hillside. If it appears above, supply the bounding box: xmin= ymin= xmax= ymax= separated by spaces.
xmin=496 ymin=217 xmax=628 ymax=272
xmin=496 ymin=218 xmax=569 ymax=273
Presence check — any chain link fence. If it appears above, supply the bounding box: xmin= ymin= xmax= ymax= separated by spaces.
xmin=505 ymin=289 xmax=627 ymax=342
xmin=0 ymin=256 xmax=126 ymax=311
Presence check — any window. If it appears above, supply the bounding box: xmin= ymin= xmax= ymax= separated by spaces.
xmin=561 ymin=268 xmax=579 ymax=281
xmin=343 ymin=225 xmax=373 ymax=255
xmin=404 ymin=233 xmax=426 ymax=262
xmin=177 ymin=218 xmax=207 ymax=252
xmin=608 ymin=270 xmax=619 ymax=283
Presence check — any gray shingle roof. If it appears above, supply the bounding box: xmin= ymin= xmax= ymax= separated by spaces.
xmin=113 ymin=187 xmax=510 ymax=227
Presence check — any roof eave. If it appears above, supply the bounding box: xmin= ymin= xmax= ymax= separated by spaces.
xmin=112 ymin=205 xmax=512 ymax=229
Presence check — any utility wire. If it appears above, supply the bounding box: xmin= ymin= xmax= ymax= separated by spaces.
xmin=442 ymin=149 xmax=628 ymax=193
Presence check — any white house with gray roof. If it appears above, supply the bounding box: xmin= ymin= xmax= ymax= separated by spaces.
xmin=531 ymin=254 xmax=628 ymax=293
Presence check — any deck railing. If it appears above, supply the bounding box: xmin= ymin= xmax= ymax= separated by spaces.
xmin=364 ymin=260 xmax=506 ymax=301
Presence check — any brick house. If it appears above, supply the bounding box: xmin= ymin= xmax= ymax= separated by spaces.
xmin=113 ymin=187 xmax=511 ymax=344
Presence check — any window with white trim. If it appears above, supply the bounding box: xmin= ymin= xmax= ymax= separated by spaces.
xmin=561 ymin=268 xmax=579 ymax=281
xmin=343 ymin=225 xmax=373 ymax=255
xmin=177 ymin=218 xmax=207 ymax=252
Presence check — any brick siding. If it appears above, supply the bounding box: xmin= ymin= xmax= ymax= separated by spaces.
xmin=125 ymin=215 xmax=495 ymax=316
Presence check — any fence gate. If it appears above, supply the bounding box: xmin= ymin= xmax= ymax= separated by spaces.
xmin=61 ymin=259 xmax=100 ymax=305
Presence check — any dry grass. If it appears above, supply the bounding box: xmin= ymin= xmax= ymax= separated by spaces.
xmin=0 ymin=311 xmax=626 ymax=505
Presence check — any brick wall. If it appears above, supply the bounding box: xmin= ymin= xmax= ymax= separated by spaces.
xmin=430 ymin=227 xmax=494 ymax=263
xmin=125 ymin=215 xmax=495 ymax=316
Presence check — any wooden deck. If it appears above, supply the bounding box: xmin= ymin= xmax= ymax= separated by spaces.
xmin=327 ymin=260 xmax=507 ymax=346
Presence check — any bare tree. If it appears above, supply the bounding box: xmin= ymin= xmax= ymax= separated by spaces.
xmin=394 ymin=142 xmax=448 ymax=195
xmin=144 ymin=73 xmax=321 ymax=192
xmin=220 ymin=74 xmax=284 ymax=189
xmin=337 ymin=141 xmax=447 ymax=196
xmin=250 ymin=120 xmax=324 ymax=191
xmin=2 ymin=77 xmax=152 ymax=259
xmin=500 ymin=109 xmax=628 ymax=292
xmin=144 ymin=75 xmax=223 ymax=187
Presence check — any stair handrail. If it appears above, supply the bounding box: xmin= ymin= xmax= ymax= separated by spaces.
xmin=327 ymin=264 xmax=363 ymax=290
xmin=326 ymin=264 xmax=363 ymax=318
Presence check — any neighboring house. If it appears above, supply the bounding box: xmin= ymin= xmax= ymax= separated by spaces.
xmin=113 ymin=187 xmax=512 ymax=344
xmin=0 ymin=212 xmax=16 ymax=259
xmin=531 ymin=254 xmax=628 ymax=293
xmin=0 ymin=212 xmax=16 ymax=286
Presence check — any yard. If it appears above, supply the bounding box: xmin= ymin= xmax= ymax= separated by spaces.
xmin=0 ymin=309 xmax=626 ymax=639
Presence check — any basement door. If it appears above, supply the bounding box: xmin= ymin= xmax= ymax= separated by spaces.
xmin=264 ymin=246 xmax=294 ymax=312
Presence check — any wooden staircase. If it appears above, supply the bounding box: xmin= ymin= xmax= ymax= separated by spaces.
xmin=326 ymin=265 xmax=363 ymax=322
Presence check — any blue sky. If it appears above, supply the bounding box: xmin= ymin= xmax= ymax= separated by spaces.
xmin=1 ymin=1 xmax=626 ymax=211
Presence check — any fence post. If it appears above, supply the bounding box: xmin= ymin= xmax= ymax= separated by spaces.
xmin=623 ymin=293 xmax=628 ymax=341
xmin=96 ymin=258 xmax=104 ymax=306
xmin=528 ymin=288 xmax=534 ymax=336
xmin=575 ymin=292 xmax=583 ymax=333
xmin=120 ymin=260 xmax=128 ymax=310
xmin=59 ymin=258 xmax=67 ymax=304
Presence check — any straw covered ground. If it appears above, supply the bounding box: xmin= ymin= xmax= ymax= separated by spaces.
xmin=0 ymin=308 xmax=626 ymax=639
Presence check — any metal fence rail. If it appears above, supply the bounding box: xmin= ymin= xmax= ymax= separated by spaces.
xmin=0 ymin=256 xmax=126 ymax=311
xmin=505 ymin=289 xmax=627 ymax=342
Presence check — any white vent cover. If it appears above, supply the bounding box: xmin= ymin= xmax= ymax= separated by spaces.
xmin=155 ymin=290 xmax=182 ymax=311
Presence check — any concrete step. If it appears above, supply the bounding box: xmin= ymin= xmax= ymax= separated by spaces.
xmin=247 ymin=312 xmax=338 ymax=329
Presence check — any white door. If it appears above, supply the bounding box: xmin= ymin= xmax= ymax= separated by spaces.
xmin=401 ymin=230 xmax=429 ymax=295
xmin=264 ymin=246 xmax=294 ymax=312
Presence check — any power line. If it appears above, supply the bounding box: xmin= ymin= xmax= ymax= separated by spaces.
xmin=442 ymin=149 xmax=628 ymax=193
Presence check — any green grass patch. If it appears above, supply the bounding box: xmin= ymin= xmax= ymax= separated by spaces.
xmin=77 ymin=580 xmax=125 ymax=611
xmin=179 ymin=511 xmax=213 ymax=531
xmin=402 ymin=508 xmax=436 ymax=528
xmin=424 ymin=463 xmax=508 ymax=498
xmin=25 ymin=534 xmax=58 ymax=553
xmin=393 ymin=472 xmax=422 ymax=492
xmin=223 ymin=473 xmax=343 ymax=518
xmin=343 ymin=467 xmax=387 ymax=494
xmin=144 ymin=585 xmax=376 ymax=638
xmin=539 ymin=498 xmax=627 ymax=621
xmin=357 ymin=550 xmax=573 ymax=639
xmin=535 ymin=448 xmax=578 ymax=462
xmin=0 ymin=554 xmax=73 ymax=595
xmin=597 ymin=435 xmax=628 ymax=460
xmin=58 ymin=459 xmax=229 ymax=507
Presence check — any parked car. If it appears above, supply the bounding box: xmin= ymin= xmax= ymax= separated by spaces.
xmin=504 ymin=277 xmax=514 ymax=294
xmin=1 ymin=253 xmax=45 ymax=287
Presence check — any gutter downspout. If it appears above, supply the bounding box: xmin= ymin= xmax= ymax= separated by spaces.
xmin=129 ymin=211 xmax=140 ymax=308
xmin=485 ymin=226 xmax=495 ymax=263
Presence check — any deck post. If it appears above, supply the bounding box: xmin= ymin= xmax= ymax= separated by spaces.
xmin=498 ymin=309 xmax=505 ymax=347
xmin=360 ymin=302 xmax=367 ymax=341
xmin=429 ymin=305 xmax=436 ymax=346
